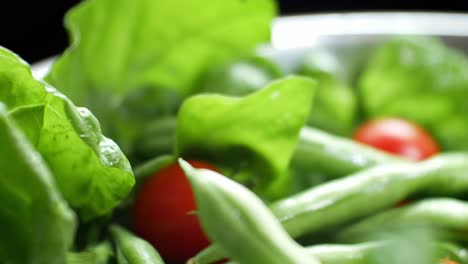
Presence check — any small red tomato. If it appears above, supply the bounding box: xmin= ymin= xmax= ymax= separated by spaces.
xmin=132 ymin=160 xmax=217 ymax=262
xmin=353 ymin=117 xmax=439 ymax=161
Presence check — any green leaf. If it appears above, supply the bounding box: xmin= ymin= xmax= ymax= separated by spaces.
xmin=45 ymin=0 xmax=276 ymax=158
xmin=359 ymin=36 xmax=468 ymax=150
xmin=176 ymin=76 xmax=316 ymax=199
xmin=0 ymin=47 xmax=134 ymax=221
xmin=0 ymin=103 xmax=76 ymax=264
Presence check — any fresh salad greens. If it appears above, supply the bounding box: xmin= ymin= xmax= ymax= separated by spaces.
xmin=0 ymin=47 xmax=134 ymax=221
xmin=176 ymin=76 xmax=316 ymax=199
xmin=360 ymin=36 xmax=468 ymax=151
xmin=197 ymin=55 xmax=283 ymax=96
xmin=46 ymin=0 xmax=277 ymax=159
xmin=0 ymin=103 xmax=75 ymax=264
xmin=180 ymin=159 xmax=321 ymax=264
xmin=3 ymin=0 xmax=468 ymax=263
xmin=298 ymin=54 xmax=357 ymax=136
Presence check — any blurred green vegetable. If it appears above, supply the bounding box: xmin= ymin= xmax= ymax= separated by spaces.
xmin=0 ymin=47 xmax=134 ymax=220
xmin=67 ymin=241 xmax=113 ymax=264
xmin=340 ymin=198 xmax=468 ymax=243
xmin=132 ymin=116 xmax=178 ymax=161
xmin=299 ymin=53 xmax=357 ymax=135
xmin=197 ymin=56 xmax=283 ymax=96
xmin=273 ymin=153 xmax=468 ymax=238
xmin=110 ymin=225 xmax=165 ymax=264
xmin=360 ymin=36 xmax=468 ymax=150
xmin=0 ymin=103 xmax=76 ymax=264
xmin=180 ymin=159 xmax=320 ymax=264
xmin=176 ymin=76 xmax=316 ymax=199
xmin=292 ymin=127 xmax=400 ymax=180
xmin=300 ymin=51 xmax=347 ymax=81
xmin=306 ymin=241 xmax=467 ymax=264
xmin=196 ymin=153 xmax=468 ymax=263
xmin=307 ymin=76 xmax=356 ymax=135
xmin=364 ymin=226 xmax=452 ymax=264
xmin=46 ymin=0 xmax=277 ymax=160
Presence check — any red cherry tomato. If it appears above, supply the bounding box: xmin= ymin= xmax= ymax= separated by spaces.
xmin=132 ymin=160 xmax=217 ymax=262
xmin=353 ymin=117 xmax=439 ymax=161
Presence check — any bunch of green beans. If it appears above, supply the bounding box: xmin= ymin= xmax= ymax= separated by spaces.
xmin=67 ymin=225 xmax=165 ymax=264
xmin=188 ymin=152 xmax=468 ymax=264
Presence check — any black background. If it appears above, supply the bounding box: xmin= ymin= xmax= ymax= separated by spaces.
xmin=1 ymin=1 xmax=467 ymax=63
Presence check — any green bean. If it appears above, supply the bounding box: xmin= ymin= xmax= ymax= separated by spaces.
xmin=187 ymin=244 xmax=226 ymax=264
xmin=207 ymin=242 xmax=468 ymax=264
xmin=291 ymin=127 xmax=401 ymax=178
xmin=339 ymin=198 xmax=468 ymax=243
xmin=66 ymin=241 xmax=113 ymax=264
xmin=308 ymin=241 xmax=468 ymax=264
xmin=179 ymin=159 xmax=321 ymax=264
xmin=109 ymin=225 xmax=164 ymax=264
xmin=210 ymin=243 xmax=380 ymax=264
xmin=133 ymin=154 xmax=175 ymax=183
xmin=305 ymin=242 xmax=383 ymax=264
xmin=273 ymin=153 xmax=468 ymax=238
xmin=195 ymin=153 xmax=468 ymax=262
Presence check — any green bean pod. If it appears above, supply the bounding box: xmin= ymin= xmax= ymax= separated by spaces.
xmin=273 ymin=153 xmax=468 ymax=238
xmin=292 ymin=127 xmax=401 ymax=178
xmin=195 ymin=153 xmax=468 ymax=262
xmin=187 ymin=244 xmax=226 ymax=264
xmin=109 ymin=225 xmax=164 ymax=264
xmin=305 ymin=242 xmax=383 ymax=264
xmin=66 ymin=242 xmax=113 ymax=264
xmin=307 ymin=241 xmax=468 ymax=264
xmin=339 ymin=198 xmax=468 ymax=243
xmin=179 ymin=159 xmax=320 ymax=264
xmin=210 ymin=242 xmax=468 ymax=264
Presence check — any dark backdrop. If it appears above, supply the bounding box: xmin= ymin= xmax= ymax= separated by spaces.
xmin=1 ymin=0 xmax=467 ymax=63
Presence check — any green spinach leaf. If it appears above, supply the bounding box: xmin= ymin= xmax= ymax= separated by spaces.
xmin=176 ymin=76 xmax=316 ymax=199
xmin=0 ymin=47 xmax=134 ymax=221
xmin=0 ymin=103 xmax=76 ymax=264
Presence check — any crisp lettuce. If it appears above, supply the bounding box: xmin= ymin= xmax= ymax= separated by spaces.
xmin=0 ymin=103 xmax=76 ymax=264
xmin=0 ymin=47 xmax=134 ymax=221
xmin=176 ymin=76 xmax=316 ymax=199
xmin=46 ymin=0 xmax=277 ymax=159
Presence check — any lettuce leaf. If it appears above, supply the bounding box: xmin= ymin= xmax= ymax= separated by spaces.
xmin=0 ymin=47 xmax=134 ymax=221
xmin=176 ymin=76 xmax=316 ymax=199
xmin=359 ymin=37 xmax=468 ymax=150
xmin=0 ymin=103 xmax=76 ymax=264
xmin=46 ymin=0 xmax=276 ymax=157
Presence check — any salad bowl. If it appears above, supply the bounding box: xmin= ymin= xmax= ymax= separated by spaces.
xmin=6 ymin=8 xmax=468 ymax=264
